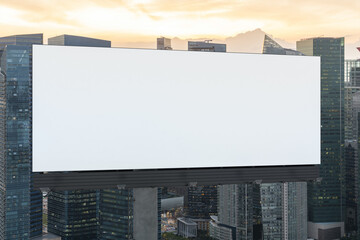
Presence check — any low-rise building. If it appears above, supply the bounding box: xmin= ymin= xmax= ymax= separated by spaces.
xmin=177 ymin=217 xmax=197 ymax=238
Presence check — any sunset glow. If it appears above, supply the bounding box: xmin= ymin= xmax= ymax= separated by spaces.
xmin=0 ymin=0 xmax=358 ymax=52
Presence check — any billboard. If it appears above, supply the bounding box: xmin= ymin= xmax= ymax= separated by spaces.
xmin=32 ymin=45 xmax=320 ymax=172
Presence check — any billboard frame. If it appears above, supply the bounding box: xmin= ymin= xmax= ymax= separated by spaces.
xmin=33 ymin=165 xmax=318 ymax=190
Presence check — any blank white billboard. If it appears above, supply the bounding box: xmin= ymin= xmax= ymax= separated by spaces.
xmin=32 ymin=45 xmax=320 ymax=172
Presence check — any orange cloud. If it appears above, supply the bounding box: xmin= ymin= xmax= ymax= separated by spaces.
xmin=0 ymin=0 xmax=358 ymax=45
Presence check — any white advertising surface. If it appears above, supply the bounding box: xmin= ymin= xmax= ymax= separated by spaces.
xmin=32 ymin=45 xmax=320 ymax=172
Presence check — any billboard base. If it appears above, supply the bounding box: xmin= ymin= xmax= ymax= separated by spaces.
xmin=33 ymin=165 xmax=319 ymax=190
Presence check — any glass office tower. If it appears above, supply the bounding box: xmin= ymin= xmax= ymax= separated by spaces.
xmin=344 ymin=56 xmax=360 ymax=237
xmin=186 ymin=41 xmax=226 ymax=235
xmin=210 ymin=36 xmax=307 ymax=240
xmin=210 ymin=184 xmax=260 ymax=240
xmin=187 ymin=185 xmax=218 ymax=219
xmin=46 ymin=35 xmax=110 ymax=239
xmin=47 ymin=34 xmax=161 ymax=240
xmin=98 ymin=189 xmax=134 ymax=239
xmin=0 ymin=70 xmax=5 ymax=240
xmin=297 ymin=37 xmax=345 ymax=240
xmin=47 ymin=190 xmax=99 ymax=239
xmin=345 ymin=58 xmax=360 ymax=141
xmin=0 ymin=33 xmax=43 ymax=239
xmin=47 ymin=35 xmax=160 ymax=240
xmin=261 ymin=35 xmax=308 ymax=240
xmin=259 ymin=182 xmax=307 ymax=240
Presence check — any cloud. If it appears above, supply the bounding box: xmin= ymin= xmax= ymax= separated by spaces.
xmin=0 ymin=0 xmax=358 ymax=45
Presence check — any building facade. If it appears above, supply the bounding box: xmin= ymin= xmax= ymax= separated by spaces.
xmin=260 ymin=35 xmax=308 ymax=240
xmin=344 ymin=56 xmax=360 ymax=237
xmin=210 ymin=184 xmax=259 ymax=240
xmin=297 ymin=37 xmax=345 ymax=239
xmin=0 ymin=70 xmax=5 ymax=240
xmin=46 ymin=34 xmax=132 ymax=240
xmin=209 ymin=36 xmax=308 ymax=240
xmin=47 ymin=35 xmax=161 ymax=240
xmin=187 ymin=185 xmax=218 ymax=219
xmin=98 ymin=189 xmax=134 ymax=239
xmin=177 ymin=217 xmax=197 ymax=238
xmin=47 ymin=190 xmax=99 ymax=239
xmin=0 ymin=33 xmax=43 ymax=239
xmin=186 ymin=41 xmax=226 ymax=232
xmin=48 ymin=34 xmax=111 ymax=47
xmin=157 ymin=37 xmax=172 ymax=50
xmin=260 ymin=182 xmax=307 ymax=240
xmin=188 ymin=41 xmax=226 ymax=52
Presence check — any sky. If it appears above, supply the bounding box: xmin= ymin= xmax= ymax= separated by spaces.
xmin=0 ymin=0 xmax=359 ymax=57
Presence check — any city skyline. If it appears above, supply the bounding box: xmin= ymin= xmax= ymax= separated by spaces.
xmin=0 ymin=31 xmax=354 ymax=239
xmin=0 ymin=0 xmax=359 ymax=59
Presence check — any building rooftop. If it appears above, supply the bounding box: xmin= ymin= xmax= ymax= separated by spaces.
xmin=298 ymin=36 xmax=344 ymax=41
xmin=48 ymin=34 xmax=111 ymax=47
xmin=0 ymin=33 xmax=43 ymax=49
xmin=177 ymin=217 xmax=197 ymax=226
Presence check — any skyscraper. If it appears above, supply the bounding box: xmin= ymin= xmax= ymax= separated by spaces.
xmin=157 ymin=37 xmax=172 ymax=50
xmin=297 ymin=37 xmax=345 ymax=240
xmin=260 ymin=35 xmax=308 ymax=240
xmin=186 ymin=41 xmax=226 ymax=234
xmin=259 ymin=182 xmax=307 ymax=240
xmin=47 ymin=34 xmax=110 ymax=240
xmin=187 ymin=185 xmax=218 ymax=219
xmin=46 ymin=35 xmax=161 ymax=240
xmin=0 ymin=70 xmax=5 ymax=240
xmin=345 ymin=56 xmax=360 ymax=141
xmin=343 ymin=51 xmax=360 ymax=237
xmin=98 ymin=189 xmax=133 ymax=239
xmin=47 ymin=190 xmax=99 ymax=239
xmin=210 ymin=184 xmax=260 ymax=240
xmin=0 ymin=33 xmax=44 ymax=239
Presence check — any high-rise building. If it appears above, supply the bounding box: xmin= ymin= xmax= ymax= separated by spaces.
xmin=259 ymin=182 xmax=307 ymax=240
xmin=343 ymin=51 xmax=360 ymax=237
xmin=47 ymin=35 xmax=109 ymax=240
xmin=186 ymin=41 xmax=226 ymax=234
xmin=345 ymin=57 xmax=360 ymax=140
xmin=47 ymin=35 xmax=161 ymax=240
xmin=259 ymin=35 xmax=308 ymax=240
xmin=47 ymin=190 xmax=99 ymax=239
xmin=98 ymin=189 xmax=133 ymax=239
xmin=210 ymin=184 xmax=260 ymax=240
xmin=0 ymin=70 xmax=5 ymax=240
xmin=297 ymin=37 xmax=345 ymax=240
xmin=344 ymin=140 xmax=357 ymax=234
xmin=157 ymin=37 xmax=172 ymax=50
xmin=0 ymin=33 xmax=43 ymax=239
xmin=187 ymin=185 xmax=218 ymax=219
xmin=205 ymin=37 xmax=307 ymax=239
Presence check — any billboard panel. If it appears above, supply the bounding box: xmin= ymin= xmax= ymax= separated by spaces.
xmin=32 ymin=45 xmax=320 ymax=172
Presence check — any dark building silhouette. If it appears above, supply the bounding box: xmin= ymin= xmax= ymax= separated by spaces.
xmin=297 ymin=37 xmax=345 ymax=239
xmin=0 ymin=33 xmax=44 ymax=239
